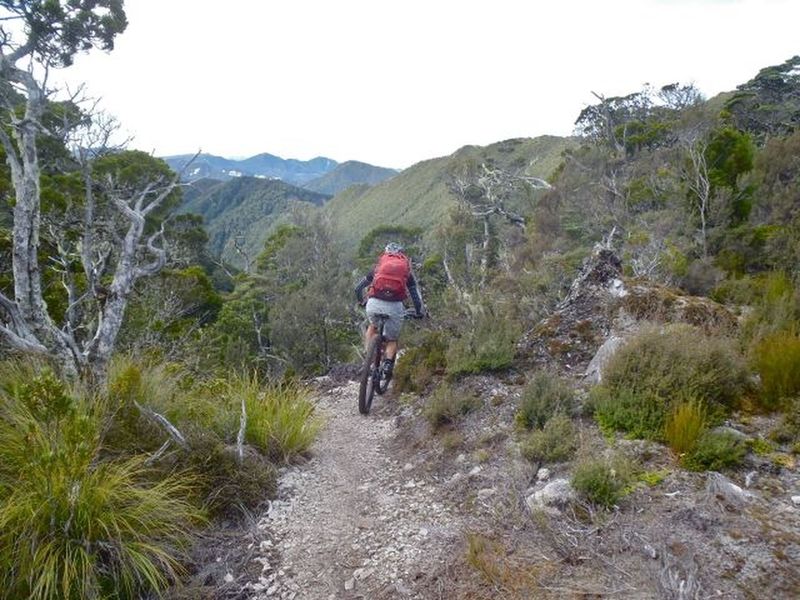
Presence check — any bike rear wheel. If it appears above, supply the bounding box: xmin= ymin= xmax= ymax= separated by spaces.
xmin=358 ymin=335 xmax=382 ymax=414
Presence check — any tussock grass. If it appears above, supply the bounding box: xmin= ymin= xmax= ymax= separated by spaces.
xmin=664 ymin=399 xmax=707 ymax=455
xmin=751 ymin=331 xmax=800 ymax=408
xmin=232 ymin=375 xmax=320 ymax=463
xmin=0 ymin=370 xmax=202 ymax=600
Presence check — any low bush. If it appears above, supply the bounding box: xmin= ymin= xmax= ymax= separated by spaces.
xmin=593 ymin=325 xmax=749 ymax=439
xmin=0 ymin=371 xmax=202 ymax=600
xmin=393 ymin=330 xmax=447 ymax=393
xmin=571 ymin=456 xmax=635 ymax=509
xmin=521 ymin=414 xmax=577 ymax=464
xmin=664 ymin=400 xmax=707 ymax=455
xmin=515 ymin=371 xmax=574 ymax=430
xmin=424 ymin=383 xmax=482 ymax=429
xmin=592 ymin=387 xmax=666 ymax=440
xmin=751 ymin=331 xmax=800 ymax=408
xmin=682 ymin=430 xmax=746 ymax=471
xmin=445 ymin=311 xmax=517 ymax=377
xmin=769 ymin=400 xmax=800 ymax=444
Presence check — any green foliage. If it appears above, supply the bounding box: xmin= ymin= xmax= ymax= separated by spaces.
xmin=598 ymin=324 xmax=749 ymax=422
xmin=751 ymin=331 xmax=800 ymax=408
xmin=393 ymin=330 xmax=448 ymax=393
xmin=2 ymin=0 xmax=128 ymax=68
xmin=515 ymin=371 xmax=574 ymax=430
xmin=424 ymin=382 xmax=482 ymax=429
xmin=592 ymin=387 xmax=667 ymax=441
xmin=0 ymin=368 xmax=201 ymax=600
xmin=769 ymin=400 xmax=800 ymax=444
xmin=664 ymin=400 xmax=707 ymax=455
xmin=445 ymin=308 xmax=518 ymax=376
xmin=521 ymin=414 xmax=577 ymax=464
xmin=571 ymin=456 xmax=635 ymax=509
xmin=682 ymin=430 xmax=746 ymax=471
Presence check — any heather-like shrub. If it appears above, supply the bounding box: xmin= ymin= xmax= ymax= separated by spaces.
xmin=521 ymin=414 xmax=577 ymax=463
xmin=683 ymin=430 xmax=746 ymax=471
xmin=393 ymin=331 xmax=447 ymax=393
xmin=515 ymin=371 xmax=574 ymax=430
xmin=594 ymin=325 xmax=749 ymax=439
xmin=446 ymin=311 xmax=517 ymax=376
xmin=571 ymin=456 xmax=635 ymax=509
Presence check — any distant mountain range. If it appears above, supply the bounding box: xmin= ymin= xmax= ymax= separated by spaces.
xmin=164 ymin=152 xmax=398 ymax=192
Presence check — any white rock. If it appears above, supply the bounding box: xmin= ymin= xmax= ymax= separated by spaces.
xmin=525 ymin=478 xmax=576 ymax=513
xmin=344 ymin=578 xmax=355 ymax=591
xmin=468 ymin=466 xmax=482 ymax=477
xmin=419 ymin=527 xmax=429 ymax=537
xmin=223 ymin=573 xmax=234 ymax=583
xmin=791 ymin=495 xmax=800 ymax=507
xmin=477 ymin=487 xmax=497 ymax=500
xmin=403 ymin=462 xmax=414 ymax=471
xmin=536 ymin=468 xmax=551 ymax=481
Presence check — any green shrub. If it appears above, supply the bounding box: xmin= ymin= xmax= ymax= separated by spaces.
xmin=751 ymin=331 xmax=800 ymax=408
xmin=393 ymin=331 xmax=447 ymax=393
xmin=769 ymin=400 xmax=800 ymax=444
xmin=592 ymin=387 xmax=666 ymax=440
xmin=604 ymin=325 xmax=748 ymax=411
xmin=664 ymin=400 xmax=707 ymax=455
xmin=0 ymin=373 xmax=202 ymax=600
xmin=521 ymin=414 xmax=577 ymax=463
xmin=424 ymin=383 xmax=482 ymax=429
xmin=445 ymin=311 xmax=517 ymax=376
xmin=594 ymin=325 xmax=749 ymax=439
xmin=682 ymin=430 xmax=746 ymax=471
xmin=571 ymin=456 xmax=635 ymax=509
xmin=515 ymin=371 xmax=574 ymax=430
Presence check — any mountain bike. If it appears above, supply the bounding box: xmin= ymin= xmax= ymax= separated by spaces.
xmin=358 ymin=308 xmax=421 ymax=415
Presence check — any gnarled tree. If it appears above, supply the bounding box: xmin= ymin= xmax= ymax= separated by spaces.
xmin=0 ymin=1 xmax=191 ymax=382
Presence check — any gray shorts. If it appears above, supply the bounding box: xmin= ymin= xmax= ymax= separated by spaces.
xmin=365 ymin=297 xmax=405 ymax=340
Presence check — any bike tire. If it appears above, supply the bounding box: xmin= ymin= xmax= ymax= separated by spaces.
xmin=358 ymin=335 xmax=381 ymax=414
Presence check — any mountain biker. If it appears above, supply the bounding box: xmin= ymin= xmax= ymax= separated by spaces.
xmin=354 ymin=242 xmax=425 ymax=380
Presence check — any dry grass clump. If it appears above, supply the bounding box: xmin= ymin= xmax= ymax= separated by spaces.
xmin=664 ymin=400 xmax=707 ymax=455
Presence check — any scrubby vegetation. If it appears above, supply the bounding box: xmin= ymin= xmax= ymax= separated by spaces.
xmin=592 ymin=324 xmax=750 ymax=440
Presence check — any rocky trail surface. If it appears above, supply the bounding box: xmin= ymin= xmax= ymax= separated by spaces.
xmin=241 ymin=381 xmax=462 ymax=599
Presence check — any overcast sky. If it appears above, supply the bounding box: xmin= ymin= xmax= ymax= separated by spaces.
xmin=54 ymin=0 xmax=799 ymax=169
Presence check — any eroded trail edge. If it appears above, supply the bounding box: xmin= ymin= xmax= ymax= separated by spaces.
xmin=244 ymin=381 xmax=460 ymax=599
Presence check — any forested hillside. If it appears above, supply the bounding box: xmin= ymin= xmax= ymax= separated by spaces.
xmin=1 ymin=2 xmax=799 ymax=596
xmin=179 ymin=176 xmax=331 ymax=267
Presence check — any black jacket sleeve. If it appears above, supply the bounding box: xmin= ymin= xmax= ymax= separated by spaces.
xmin=406 ymin=272 xmax=424 ymax=314
xmin=354 ymin=271 xmax=374 ymax=304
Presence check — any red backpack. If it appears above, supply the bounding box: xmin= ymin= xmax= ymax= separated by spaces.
xmin=370 ymin=252 xmax=410 ymax=301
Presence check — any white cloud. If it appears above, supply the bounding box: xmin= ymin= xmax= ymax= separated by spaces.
xmin=55 ymin=0 xmax=800 ymax=169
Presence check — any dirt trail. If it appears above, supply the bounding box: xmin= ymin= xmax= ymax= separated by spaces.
xmin=242 ymin=381 xmax=461 ymax=599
